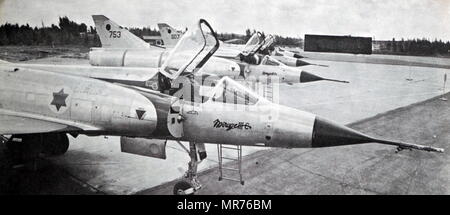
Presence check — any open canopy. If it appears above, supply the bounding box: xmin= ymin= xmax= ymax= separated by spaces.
xmin=160 ymin=19 xmax=219 ymax=79
xmin=241 ymin=33 xmax=275 ymax=57
xmin=240 ymin=32 xmax=263 ymax=56
xmin=260 ymin=34 xmax=275 ymax=52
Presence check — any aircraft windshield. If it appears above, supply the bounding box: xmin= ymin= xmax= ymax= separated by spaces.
xmin=240 ymin=32 xmax=262 ymax=56
xmin=207 ymin=77 xmax=267 ymax=105
xmin=160 ymin=19 xmax=219 ymax=79
xmin=260 ymin=55 xmax=282 ymax=66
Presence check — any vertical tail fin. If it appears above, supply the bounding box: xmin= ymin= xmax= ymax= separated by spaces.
xmin=92 ymin=15 xmax=149 ymax=49
xmin=157 ymin=23 xmax=183 ymax=47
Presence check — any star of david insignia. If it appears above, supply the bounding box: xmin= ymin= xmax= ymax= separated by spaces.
xmin=136 ymin=109 xmax=146 ymax=120
xmin=51 ymin=89 xmax=69 ymax=111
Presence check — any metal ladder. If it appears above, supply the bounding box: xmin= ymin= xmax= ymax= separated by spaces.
xmin=264 ymin=77 xmax=273 ymax=102
xmin=217 ymin=144 xmax=244 ymax=185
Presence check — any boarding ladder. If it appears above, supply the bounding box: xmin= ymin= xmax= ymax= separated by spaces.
xmin=262 ymin=76 xmax=273 ymax=102
xmin=217 ymin=144 xmax=244 ymax=185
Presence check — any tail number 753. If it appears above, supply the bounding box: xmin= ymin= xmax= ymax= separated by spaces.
xmin=109 ymin=31 xmax=121 ymax=38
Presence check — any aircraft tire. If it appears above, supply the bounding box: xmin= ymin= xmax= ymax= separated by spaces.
xmin=173 ymin=181 xmax=194 ymax=195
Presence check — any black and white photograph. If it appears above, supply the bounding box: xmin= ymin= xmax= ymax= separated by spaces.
xmin=0 ymin=0 xmax=449 ymax=199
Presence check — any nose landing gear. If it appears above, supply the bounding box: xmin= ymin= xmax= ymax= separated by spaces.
xmin=173 ymin=141 xmax=204 ymax=195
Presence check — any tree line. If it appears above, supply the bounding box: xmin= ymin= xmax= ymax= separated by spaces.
xmin=129 ymin=27 xmax=161 ymax=38
xmin=377 ymin=38 xmax=450 ymax=56
xmin=0 ymin=16 xmax=101 ymax=47
xmin=1 ymin=16 xmax=448 ymax=56
xmin=0 ymin=16 xmax=303 ymax=48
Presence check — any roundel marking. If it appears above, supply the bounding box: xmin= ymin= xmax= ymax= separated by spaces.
xmin=106 ymin=24 xmax=111 ymax=31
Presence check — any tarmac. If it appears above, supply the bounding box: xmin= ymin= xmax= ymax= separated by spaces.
xmin=1 ymin=52 xmax=450 ymax=194
xmin=143 ymin=92 xmax=450 ymax=194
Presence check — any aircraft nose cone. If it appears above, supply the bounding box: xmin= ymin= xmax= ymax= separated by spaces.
xmin=311 ymin=116 xmax=373 ymax=148
xmin=299 ymin=71 xmax=325 ymax=83
xmin=300 ymin=71 xmax=350 ymax=84
xmin=295 ymin=59 xmax=311 ymax=67
xmin=310 ymin=116 xmax=444 ymax=152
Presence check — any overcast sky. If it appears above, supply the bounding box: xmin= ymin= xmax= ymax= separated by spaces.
xmin=0 ymin=0 xmax=449 ymax=40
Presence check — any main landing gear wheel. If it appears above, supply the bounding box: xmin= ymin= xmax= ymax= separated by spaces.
xmin=173 ymin=141 xmax=203 ymax=195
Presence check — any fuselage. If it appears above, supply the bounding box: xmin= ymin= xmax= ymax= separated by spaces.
xmin=89 ymin=48 xmax=240 ymax=77
xmin=0 ymin=65 xmax=160 ymax=137
xmin=89 ymin=48 xmax=314 ymax=85
xmin=179 ymin=101 xmax=316 ymax=148
xmin=0 ymin=65 xmax=318 ymax=148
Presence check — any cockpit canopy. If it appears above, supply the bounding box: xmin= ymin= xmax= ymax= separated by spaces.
xmin=160 ymin=19 xmax=219 ymax=79
xmin=260 ymin=35 xmax=275 ymax=52
xmin=260 ymin=55 xmax=284 ymax=66
xmin=241 ymin=32 xmax=263 ymax=56
xmin=206 ymin=77 xmax=268 ymax=106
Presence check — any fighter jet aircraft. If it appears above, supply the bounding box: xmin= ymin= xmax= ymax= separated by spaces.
xmin=2 ymin=19 xmax=437 ymax=196
xmin=89 ymin=15 xmax=344 ymax=86
xmin=149 ymin=19 xmax=444 ymax=194
xmin=155 ymin=21 xmax=320 ymax=68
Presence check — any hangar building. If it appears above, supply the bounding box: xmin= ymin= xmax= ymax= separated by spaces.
xmin=304 ymin=34 xmax=372 ymax=54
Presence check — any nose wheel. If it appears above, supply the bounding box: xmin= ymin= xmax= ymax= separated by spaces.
xmin=173 ymin=141 xmax=203 ymax=195
xmin=173 ymin=181 xmax=195 ymax=195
